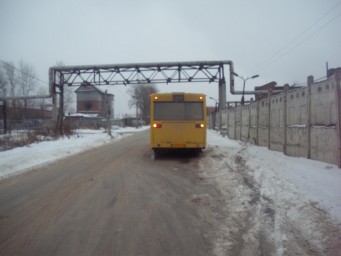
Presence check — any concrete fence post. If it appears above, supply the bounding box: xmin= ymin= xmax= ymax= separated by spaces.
xmin=334 ymin=70 xmax=341 ymax=167
xmin=248 ymin=104 xmax=251 ymax=142
xmin=212 ymin=110 xmax=216 ymax=130
xmin=307 ymin=76 xmax=314 ymax=159
xmin=240 ymin=105 xmax=243 ymax=141
xmin=283 ymin=84 xmax=289 ymax=155
xmin=233 ymin=103 xmax=237 ymax=140
xmin=256 ymin=100 xmax=259 ymax=145
xmin=268 ymin=90 xmax=272 ymax=149
xmin=227 ymin=103 xmax=230 ymax=137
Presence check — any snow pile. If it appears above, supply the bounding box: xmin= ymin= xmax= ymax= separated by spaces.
xmin=200 ymin=130 xmax=341 ymax=255
xmin=0 ymin=126 xmax=149 ymax=179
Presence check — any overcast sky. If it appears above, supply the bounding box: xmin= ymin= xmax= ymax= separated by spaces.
xmin=1 ymin=0 xmax=340 ymax=116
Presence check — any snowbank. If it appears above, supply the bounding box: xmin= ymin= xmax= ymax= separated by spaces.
xmin=0 ymin=126 xmax=149 ymax=179
xmin=201 ymin=130 xmax=341 ymax=255
xmin=205 ymin=130 xmax=341 ymax=221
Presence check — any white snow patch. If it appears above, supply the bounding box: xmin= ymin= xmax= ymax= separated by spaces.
xmin=0 ymin=126 xmax=149 ymax=179
xmin=205 ymin=130 xmax=341 ymax=222
xmin=202 ymin=130 xmax=341 ymax=255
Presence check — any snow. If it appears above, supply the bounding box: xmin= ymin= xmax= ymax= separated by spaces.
xmin=200 ymin=130 xmax=341 ymax=255
xmin=1 ymin=127 xmax=340 ymax=254
xmin=210 ymin=130 xmax=341 ymax=222
xmin=205 ymin=130 xmax=341 ymax=222
xmin=0 ymin=126 xmax=149 ymax=179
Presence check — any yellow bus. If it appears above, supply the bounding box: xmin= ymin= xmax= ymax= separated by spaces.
xmin=150 ymin=92 xmax=207 ymax=154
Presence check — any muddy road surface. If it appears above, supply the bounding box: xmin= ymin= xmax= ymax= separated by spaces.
xmin=0 ymin=130 xmax=224 ymax=256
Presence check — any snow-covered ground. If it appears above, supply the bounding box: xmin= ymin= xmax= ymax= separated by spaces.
xmin=205 ymin=130 xmax=341 ymax=222
xmin=200 ymin=130 xmax=341 ymax=255
xmin=0 ymin=126 xmax=149 ymax=179
xmin=1 ymin=127 xmax=340 ymax=254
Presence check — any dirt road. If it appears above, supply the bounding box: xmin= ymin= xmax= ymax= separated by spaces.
xmin=0 ymin=130 xmax=224 ymax=256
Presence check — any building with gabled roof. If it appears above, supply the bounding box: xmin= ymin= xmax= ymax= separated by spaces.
xmin=75 ymin=84 xmax=114 ymax=119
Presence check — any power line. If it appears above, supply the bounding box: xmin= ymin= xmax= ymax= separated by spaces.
xmin=257 ymin=12 xmax=341 ymax=73
xmin=251 ymin=1 xmax=341 ymax=73
xmin=0 ymin=59 xmax=49 ymax=85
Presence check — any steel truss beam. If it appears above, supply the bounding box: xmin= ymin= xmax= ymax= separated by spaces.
xmin=49 ymin=61 xmax=232 ymax=89
xmin=49 ymin=60 xmax=235 ymax=111
xmin=49 ymin=60 xmax=235 ymax=133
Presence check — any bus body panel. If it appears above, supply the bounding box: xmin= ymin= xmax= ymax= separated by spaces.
xmin=150 ymin=92 xmax=207 ymax=150
xmin=151 ymin=122 xmax=206 ymax=149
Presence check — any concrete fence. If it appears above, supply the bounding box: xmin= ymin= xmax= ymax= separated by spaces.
xmin=208 ymin=69 xmax=341 ymax=167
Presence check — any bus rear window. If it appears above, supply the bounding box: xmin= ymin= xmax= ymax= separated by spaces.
xmin=154 ymin=102 xmax=204 ymax=121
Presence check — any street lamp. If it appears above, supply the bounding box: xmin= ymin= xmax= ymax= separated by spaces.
xmin=209 ymin=97 xmax=218 ymax=111
xmin=233 ymin=72 xmax=259 ymax=105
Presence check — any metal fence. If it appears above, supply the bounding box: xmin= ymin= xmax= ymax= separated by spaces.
xmin=0 ymin=119 xmax=55 ymax=151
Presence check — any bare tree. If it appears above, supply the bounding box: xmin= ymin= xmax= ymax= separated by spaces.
xmin=129 ymin=84 xmax=158 ymax=124
xmin=16 ymin=60 xmax=37 ymax=118
xmin=3 ymin=62 xmax=16 ymax=106
xmin=0 ymin=66 xmax=7 ymax=97
xmin=17 ymin=60 xmax=37 ymax=96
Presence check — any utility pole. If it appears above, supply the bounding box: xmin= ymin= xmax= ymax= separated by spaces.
xmin=136 ymin=103 xmax=139 ymax=128
xmin=105 ymin=90 xmax=112 ymax=137
xmin=209 ymin=97 xmax=218 ymax=130
xmin=59 ymin=79 xmax=64 ymax=135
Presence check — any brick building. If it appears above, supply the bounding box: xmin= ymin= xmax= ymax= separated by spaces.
xmin=254 ymin=81 xmax=278 ymax=100
xmin=75 ymin=84 xmax=114 ymax=119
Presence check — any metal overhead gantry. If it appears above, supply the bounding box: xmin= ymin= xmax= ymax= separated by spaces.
xmin=49 ymin=60 xmax=235 ymax=134
xmin=49 ymin=60 xmax=234 ymax=107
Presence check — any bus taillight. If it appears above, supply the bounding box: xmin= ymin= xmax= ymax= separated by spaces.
xmin=153 ymin=123 xmax=162 ymax=128
xmin=195 ymin=123 xmax=205 ymax=128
